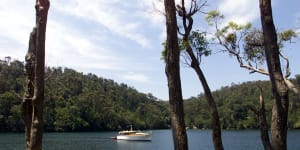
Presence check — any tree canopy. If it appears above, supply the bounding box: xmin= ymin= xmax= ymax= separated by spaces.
xmin=0 ymin=58 xmax=170 ymax=132
xmin=1 ymin=58 xmax=299 ymax=132
xmin=184 ymin=79 xmax=300 ymax=130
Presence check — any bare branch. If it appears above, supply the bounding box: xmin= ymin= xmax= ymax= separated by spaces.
xmin=180 ymin=52 xmax=192 ymax=67
xmin=279 ymin=52 xmax=291 ymax=78
xmin=177 ymin=26 xmax=185 ymax=36
xmin=152 ymin=0 xmax=165 ymax=16
xmin=284 ymin=78 xmax=299 ymax=95
xmin=212 ymin=20 xmax=271 ymax=76
xmin=277 ymin=52 xmax=300 ymax=95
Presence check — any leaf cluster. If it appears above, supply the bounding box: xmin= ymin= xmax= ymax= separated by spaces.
xmin=161 ymin=31 xmax=211 ymax=62
xmin=206 ymin=10 xmax=298 ymax=70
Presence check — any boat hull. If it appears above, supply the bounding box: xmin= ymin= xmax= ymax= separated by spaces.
xmin=116 ymin=134 xmax=151 ymax=141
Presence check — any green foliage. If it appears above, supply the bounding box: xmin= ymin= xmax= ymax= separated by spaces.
xmin=1 ymin=58 xmax=299 ymax=132
xmin=228 ymin=22 xmax=252 ymax=30
xmin=0 ymin=58 xmax=170 ymax=132
xmin=161 ymin=41 xmax=167 ymax=61
xmin=279 ymin=29 xmax=297 ymax=41
xmin=243 ymin=29 xmax=298 ymax=64
xmin=206 ymin=10 xmax=298 ymax=68
xmin=54 ymin=104 xmax=88 ymax=131
xmin=206 ymin=10 xmax=224 ymax=25
xmin=184 ymin=79 xmax=300 ymax=129
xmin=161 ymin=39 xmax=187 ymax=62
xmin=161 ymin=31 xmax=210 ymax=62
xmin=244 ymin=29 xmax=265 ymax=64
xmin=0 ymin=92 xmax=21 ymax=131
xmin=278 ymin=29 xmax=298 ymax=49
xmin=189 ymin=31 xmax=211 ymax=57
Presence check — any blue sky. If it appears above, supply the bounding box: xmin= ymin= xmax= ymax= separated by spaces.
xmin=0 ymin=0 xmax=299 ymax=100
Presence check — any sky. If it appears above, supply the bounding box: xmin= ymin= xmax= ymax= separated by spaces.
xmin=0 ymin=0 xmax=299 ymax=100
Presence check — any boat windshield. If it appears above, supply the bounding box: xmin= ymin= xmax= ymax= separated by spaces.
xmin=118 ymin=131 xmax=137 ymax=135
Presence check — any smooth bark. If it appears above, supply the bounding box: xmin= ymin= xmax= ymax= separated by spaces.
xmin=258 ymin=87 xmax=272 ymax=150
xmin=177 ymin=1 xmax=224 ymax=149
xmin=191 ymin=57 xmax=224 ymax=150
xmin=259 ymin=0 xmax=289 ymax=149
xmin=184 ymin=45 xmax=223 ymax=150
xmin=164 ymin=0 xmax=188 ymax=150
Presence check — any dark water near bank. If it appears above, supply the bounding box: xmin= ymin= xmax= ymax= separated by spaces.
xmin=1 ymin=130 xmax=299 ymax=150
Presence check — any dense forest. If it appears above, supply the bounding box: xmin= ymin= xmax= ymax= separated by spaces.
xmin=0 ymin=58 xmax=170 ymax=132
xmin=184 ymin=79 xmax=300 ymax=130
xmin=0 ymin=58 xmax=299 ymax=132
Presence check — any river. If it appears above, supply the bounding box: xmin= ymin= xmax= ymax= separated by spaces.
xmin=1 ymin=130 xmax=299 ymax=150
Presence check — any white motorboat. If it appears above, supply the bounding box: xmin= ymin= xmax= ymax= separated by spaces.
xmin=116 ymin=126 xmax=152 ymax=141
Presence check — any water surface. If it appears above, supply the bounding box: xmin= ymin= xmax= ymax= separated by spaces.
xmin=1 ymin=130 xmax=299 ymax=150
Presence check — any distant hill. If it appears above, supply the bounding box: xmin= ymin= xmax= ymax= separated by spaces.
xmin=184 ymin=78 xmax=300 ymax=129
xmin=1 ymin=58 xmax=299 ymax=132
xmin=0 ymin=58 xmax=170 ymax=132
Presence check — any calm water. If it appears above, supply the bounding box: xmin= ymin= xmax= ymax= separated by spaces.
xmin=1 ymin=130 xmax=300 ymax=150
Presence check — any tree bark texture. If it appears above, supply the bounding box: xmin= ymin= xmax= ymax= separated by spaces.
xmin=22 ymin=1 xmax=50 ymax=150
xmin=259 ymin=0 xmax=289 ymax=150
xmin=23 ymin=28 xmax=37 ymax=150
xmin=176 ymin=0 xmax=223 ymax=148
xmin=258 ymin=87 xmax=272 ymax=150
xmin=164 ymin=0 xmax=188 ymax=150
xmin=185 ymin=46 xmax=224 ymax=150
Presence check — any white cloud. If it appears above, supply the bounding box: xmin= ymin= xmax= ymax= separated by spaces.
xmin=53 ymin=0 xmax=151 ymax=48
xmin=0 ymin=0 xmax=168 ymax=99
xmin=0 ymin=0 xmax=135 ymax=72
xmin=139 ymin=0 xmax=196 ymax=26
xmin=0 ymin=0 xmax=34 ymax=59
xmin=121 ymin=72 xmax=150 ymax=83
xmin=138 ymin=0 xmax=165 ymax=25
xmin=218 ymin=0 xmax=259 ymax=24
xmin=46 ymin=20 xmax=126 ymax=71
xmin=296 ymin=28 xmax=300 ymax=34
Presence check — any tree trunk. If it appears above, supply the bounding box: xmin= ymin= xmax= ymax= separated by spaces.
xmin=175 ymin=1 xmax=223 ymax=148
xmin=23 ymin=27 xmax=37 ymax=150
xmin=258 ymin=87 xmax=272 ymax=150
xmin=259 ymin=0 xmax=289 ymax=150
xmin=22 ymin=1 xmax=50 ymax=150
xmin=164 ymin=0 xmax=188 ymax=150
xmin=186 ymin=46 xmax=224 ymax=150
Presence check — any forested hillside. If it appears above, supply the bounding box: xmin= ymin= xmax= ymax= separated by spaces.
xmin=184 ymin=79 xmax=300 ymax=129
xmin=0 ymin=59 xmax=170 ymax=132
xmin=1 ymin=58 xmax=299 ymax=132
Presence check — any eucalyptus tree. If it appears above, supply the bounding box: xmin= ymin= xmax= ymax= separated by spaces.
xmin=22 ymin=0 xmax=50 ymax=149
xmin=248 ymin=85 xmax=272 ymax=150
xmin=205 ymin=11 xmax=298 ymax=95
xmin=175 ymin=0 xmax=224 ymax=149
xmin=259 ymin=0 xmax=289 ymax=149
xmin=164 ymin=0 xmax=188 ymax=149
xmin=205 ymin=2 xmax=298 ymax=149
